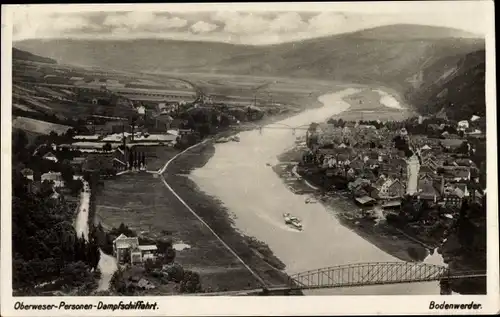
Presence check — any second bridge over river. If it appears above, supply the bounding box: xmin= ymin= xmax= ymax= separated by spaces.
xmin=230 ymin=122 xmax=311 ymax=135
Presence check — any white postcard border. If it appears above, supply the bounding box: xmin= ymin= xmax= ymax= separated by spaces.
xmin=1 ymin=2 xmax=498 ymax=316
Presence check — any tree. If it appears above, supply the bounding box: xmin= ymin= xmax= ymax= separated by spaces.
xmin=13 ymin=129 xmax=28 ymax=152
xmin=102 ymin=142 xmax=112 ymax=152
xmin=60 ymin=160 xmax=74 ymax=185
xmin=40 ymin=180 xmax=54 ymax=197
xmin=164 ymin=263 xmax=184 ymax=282
xmin=456 ymin=141 xmax=469 ymax=155
xmin=12 ymin=173 xmax=97 ymax=293
xmin=13 ymin=130 xmax=30 ymax=164
xmin=180 ymin=270 xmax=202 ymax=293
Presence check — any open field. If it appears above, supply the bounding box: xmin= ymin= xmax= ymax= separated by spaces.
xmin=159 ymin=72 xmax=359 ymax=113
xmin=332 ymin=88 xmax=415 ymax=121
xmin=12 ymin=116 xmax=72 ymax=135
xmin=13 ymin=103 xmax=38 ymax=113
xmin=134 ymin=145 xmax=179 ymax=171
xmin=94 ymin=172 xmax=281 ymax=292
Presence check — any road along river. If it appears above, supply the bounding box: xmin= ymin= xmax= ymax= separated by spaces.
xmin=190 ymin=88 xmax=447 ymax=295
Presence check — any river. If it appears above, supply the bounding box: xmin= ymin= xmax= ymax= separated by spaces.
xmin=190 ymin=88 xmax=447 ymax=295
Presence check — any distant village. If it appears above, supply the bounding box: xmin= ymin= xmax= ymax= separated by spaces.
xmin=15 ymin=77 xmax=271 ymax=193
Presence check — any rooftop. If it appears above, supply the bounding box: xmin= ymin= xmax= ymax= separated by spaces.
xmin=138 ymin=245 xmax=158 ymax=251
xmin=355 ymin=196 xmax=376 ymax=205
xmin=41 ymin=172 xmax=62 ymax=181
xmin=74 ymin=135 xmax=101 ymax=140
xmin=114 ymin=234 xmax=139 ymax=249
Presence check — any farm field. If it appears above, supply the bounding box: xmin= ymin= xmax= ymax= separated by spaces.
xmin=134 ymin=145 xmax=179 ymax=172
xmin=12 ymin=116 xmax=72 ymax=135
xmin=156 ymin=72 xmax=350 ymax=112
xmin=332 ymin=88 xmax=415 ymax=121
xmin=94 ymin=173 xmax=262 ymax=292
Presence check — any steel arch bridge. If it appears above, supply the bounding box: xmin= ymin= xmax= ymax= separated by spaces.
xmin=190 ymin=262 xmax=486 ymax=296
xmin=286 ymin=262 xmax=486 ymax=291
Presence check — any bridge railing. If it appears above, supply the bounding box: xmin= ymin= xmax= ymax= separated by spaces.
xmin=184 ymin=262 xmax=486 ymax=295
xmin=287 ymin=262 xmax=486 ymax=290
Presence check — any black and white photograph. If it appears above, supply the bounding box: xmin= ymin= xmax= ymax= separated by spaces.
xmin=1 ymin=2 xmax=498 ymax=316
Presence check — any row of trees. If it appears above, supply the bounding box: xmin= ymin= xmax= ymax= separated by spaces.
xmin=12 ymin=170 xmax=100 ymax=292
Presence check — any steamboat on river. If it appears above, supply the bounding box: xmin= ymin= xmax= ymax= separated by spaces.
xmin=283 ymin=213 xmax=303 ymax=231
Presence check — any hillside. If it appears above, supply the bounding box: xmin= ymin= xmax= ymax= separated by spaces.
xmin=13 ymin=24 xmax=486 ymax=118
xmin=14 ymin=39 xmax=257 ymax=71
xmin=13 ymin=47 xmax=57 ymax=64
xmin=404 ymin=49 xmax=486 ymax=121
xmin=333 ymin=24 xmax=480 ymax=40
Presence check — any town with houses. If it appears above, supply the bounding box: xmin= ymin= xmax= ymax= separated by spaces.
xmin=292 ymin=111 xmax=486 ymax=248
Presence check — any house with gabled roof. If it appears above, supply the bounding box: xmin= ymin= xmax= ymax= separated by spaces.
xmin=377 ymin=177 xmax=405 ymax=200
xmin=43 ymin=151 xmax=58 ymax=163
xmin=443 ymin=187 xmax=465 ymax=208
xmin=417 ymin=174 xmax=443 ymax=203
xmin=372 ymin=176 xmax=387 ymax=191
xmin=442 ymin=167 xmax=471 ymax=182
xmin=21 ymin=168 xmax=34 ymax=181
xmin=113 ymin=234 xmax=158 ymax=265
xmin=454 ymin=158 xmax=475 ymax=168
xmin=440 ymin=139 xmax=466 ymax=151
xmin=427 ymin=123 xmax=442 ymax=132
xmin=41 ymin=171 xmax=64 ymax=188
xmin=454 ymin=184 xmax=470 ymax=198
xmin=419 ymin=165 xmax=436 ymax=175
xmin=422 ymin=156 xmax=439 ymax=169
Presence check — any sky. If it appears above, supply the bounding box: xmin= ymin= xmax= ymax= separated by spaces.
xmin=9 ymin=2 xmax=491 ymax=45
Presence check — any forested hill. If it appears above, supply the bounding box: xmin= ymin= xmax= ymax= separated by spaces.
xmin=404 ymin=49 xmax=486 ymax=121
xmin=13 ymin=47 xmax=57 ymax=64
xmin=14 ymin=24 xmax=486 ymax=119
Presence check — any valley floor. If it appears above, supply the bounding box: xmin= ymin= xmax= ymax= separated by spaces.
xmin=92 ymin=85 xmax=416 ymax=293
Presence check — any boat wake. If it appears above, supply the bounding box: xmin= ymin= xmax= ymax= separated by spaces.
xmin=255 ymin=212 xmax=301 ymax=233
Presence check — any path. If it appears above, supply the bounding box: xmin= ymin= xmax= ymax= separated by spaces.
xmin=291 ymin=165 xmax=319 ymax=190
xmin=406 ymin=154 xmax=420 ymax=195
xmin=97 ymin=251 xmax=118 ymax=291
xmin=74 ymin=181 xmax=90 ymax=240
xmin=156 ymin=140 xmax=268 ymax=288
xmin=73 ymin=180 xmax=117 ymax=291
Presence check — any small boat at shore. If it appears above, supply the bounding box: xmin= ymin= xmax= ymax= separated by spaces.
xmin=215 ymin=137 xmax=230 ymax=143
xmin=230 ymin=136 xmax=240 ymax=142
xmin=305 ymin=197 xmax=317 ymax=204
xmin=283 ymin=213 xmax=303 ymax=231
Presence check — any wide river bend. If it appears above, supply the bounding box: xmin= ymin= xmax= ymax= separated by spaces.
xmin=190 ymin=88 xmax=447 ymax=295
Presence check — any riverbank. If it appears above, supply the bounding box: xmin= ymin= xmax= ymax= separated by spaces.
xmin=276 ymin=156 xmax=431 ymax=262
xmin=186 ymin=88 xmax=448 ymax=297
xmin=139 ymin=87 xmax=364 ymax=291
xmin=164 ymin=141 xmax=297 ymax=290
xmin=271 ymin=89 xmax=436 ymax=259
xmin=93 ymin=85 xmax=439 ymax=295
xmin=93 ymin=93 xmax=325 ymax=292
xmin=272 ymin=89 xmax=486 ymax=294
